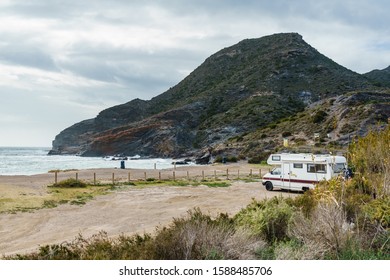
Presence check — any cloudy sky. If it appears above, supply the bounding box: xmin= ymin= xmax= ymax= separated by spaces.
xmin=1 ymin=0 xmax=389 ymax=147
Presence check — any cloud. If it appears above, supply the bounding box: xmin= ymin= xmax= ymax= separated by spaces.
xmin=0 ymin=44 xmax=58 ymax=71
xmin=0 ymin=0 xmax=389 ymax=146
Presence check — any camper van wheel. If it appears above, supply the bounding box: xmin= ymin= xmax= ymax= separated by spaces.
xmin=265 ymin=181 xmax=273 ymax=191
xmin=302 ymin=187 xmax=309 ymax=192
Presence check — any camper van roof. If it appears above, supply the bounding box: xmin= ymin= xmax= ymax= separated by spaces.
xmin=267 ymin=153 xmax=346 ymax=164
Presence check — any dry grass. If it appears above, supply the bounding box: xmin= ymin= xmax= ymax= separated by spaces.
xmin=0 ymin=184 xmax=49 ymax=213
xmin=287 ymin=202 xmax=352 ymax=259
xmin=0 ymin=182 xmax=113 ymax=213
xmin=153 ymin=209 xmax=266 ymax=260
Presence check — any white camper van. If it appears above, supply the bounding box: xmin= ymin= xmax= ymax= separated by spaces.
xmin=262 ymin=153 xmax=347 ymax=191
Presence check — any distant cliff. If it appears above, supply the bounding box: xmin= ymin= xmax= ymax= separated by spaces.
xmin=49 ymin=33 xmax=388 ymax=159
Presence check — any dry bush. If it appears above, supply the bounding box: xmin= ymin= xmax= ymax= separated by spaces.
xmin=273 ymin=239 xmax=328 ymax=260
xmin=8 ymin=231 xmax=156 ymax=260
xmin=176 ymin=221 xmax=265 ymax=259
xmin=288 ymin=202 xmax=353 ymax=259
xmin=153 ymin=208 xmax=266 ymax=260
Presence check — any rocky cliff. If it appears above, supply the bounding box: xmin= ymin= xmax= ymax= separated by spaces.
xmin=49 ymin=33 xmax=387 ymax=159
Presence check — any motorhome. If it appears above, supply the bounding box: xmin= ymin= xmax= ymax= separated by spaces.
xmin=262 ymin=153 xmax=347 ymax=191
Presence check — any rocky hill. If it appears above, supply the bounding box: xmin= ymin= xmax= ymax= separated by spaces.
xmin=364 ymin=66 xmax=390 ymax=87
xmin=221 ymin=89 xmax=390 ymax=161
xmin=49 ymin=33 xmax=388 ymax=160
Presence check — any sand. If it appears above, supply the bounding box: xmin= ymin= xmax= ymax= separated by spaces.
xmin=0 ymin=163 xmax=298 ymax=257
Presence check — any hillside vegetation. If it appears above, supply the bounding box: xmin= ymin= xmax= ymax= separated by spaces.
xmin=236 ymin=89 xmax=390 ymax=161
xmin=8 ymin=127 xmax=389 ymax=260
xmin=49 ymin=33 xmax=388 ymax=159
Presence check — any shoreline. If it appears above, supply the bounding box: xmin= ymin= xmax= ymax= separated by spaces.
xmin=0 ymin=162 xmax=269 ymax=187
xmin=0 ymin=146 xmax=176 ymax=176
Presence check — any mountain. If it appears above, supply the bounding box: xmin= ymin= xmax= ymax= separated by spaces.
xmin=49 ymin=33 xmax=387 ymax=159
xmin=364 ymin=66 xmax=390 ymax=87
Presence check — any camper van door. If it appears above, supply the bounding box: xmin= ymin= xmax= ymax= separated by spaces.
xmin=282 ymin=162 xmax=291 ymax=190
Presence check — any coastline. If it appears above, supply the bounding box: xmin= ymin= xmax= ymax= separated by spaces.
xmin=0 ymin=162 xmax=297 ymax=257
xmin=0 ymin=162 xmax=269 ymax=188
xmin=0 ymin=146 xmax=175 ymax=176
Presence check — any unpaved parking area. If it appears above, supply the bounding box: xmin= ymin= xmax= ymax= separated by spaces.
xmin=0 ymin=164 xmax=297 ymax=256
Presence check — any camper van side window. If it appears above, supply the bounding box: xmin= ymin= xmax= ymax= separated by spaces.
xmin=307 ymin=164 xmax=327 ymax=173
xmin=293 ymin=163 xmax=303 ymax=169
xmin=272 ymin=155 xmax=281 ymax=161
xmin=307 ymin=164 xmax=316 ymax=173
xmin=316 ymin=164 xmax=326 ymax=173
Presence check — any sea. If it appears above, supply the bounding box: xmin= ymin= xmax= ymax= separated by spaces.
xmin=0 ymin=147 xmax=174 ymax=176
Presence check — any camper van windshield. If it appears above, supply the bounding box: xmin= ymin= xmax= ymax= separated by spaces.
xmin=333 ymin=163 xmax=346 ymax=173
xmin=271 ymin=167 xmax=281 ymax=175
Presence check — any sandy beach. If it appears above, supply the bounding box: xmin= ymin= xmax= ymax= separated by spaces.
xmin=0 ymin=163 xmax=298 ymax=257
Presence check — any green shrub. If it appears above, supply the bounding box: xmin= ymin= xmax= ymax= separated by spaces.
xmin=214 ymin=155 xmax=238 ymax=163
xmin=42 ymin=200 xmax=57 ymax=209
xmin=312 ymin=110 xmax=327 ymax=123
xmin=347 ymin=126 xmax=389 ymax=198
xmin=334 ymin=238 xmax=389 ymax=260
xmin=214 ymin=156 xmax=223 ymax=163
xmin=248 ymin=152 xmax=269 ymax=164
xmin=312 ymin=174 xmax=388 ymax=226
xmin=203 ymin=182 xmax=230 ymax=188
xmin=282 ymin=131 xmax=292 ymax=138
xmin=48 ymin=178 xmax=87 ymax=188
xmin=248 ymin=157 xmax=261 ymax=164
xmin=234 ymin=197 xmax=294 ymax=242
xmin=226 ymin=156 xmax=238 ymax=162
xmin=286 ymin=191 xmax=317 ymax=217
xmin=268 ymin=124 xmax=277 ymax=129
xmin=363 ymin=197 xmax=390 ymax=227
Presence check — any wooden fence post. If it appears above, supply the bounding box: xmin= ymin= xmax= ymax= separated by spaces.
xmin=249 ymin=169 xmax=252 ymax=178
xmin=202 ymin=170 xmax=205 ymax=181
xmin=128 ymin=172 xmax=131 ymax=182
xmin=226 ymin=169 xmax=229 ymax=180
xmin=214 ymin=170 xmax=217 ymax=181
xmin=238 ymin=170 xmax=240 ymax=179
xmin=112 ymin=173 xmax=115 ymax=185
xmin=187 ymin=171 xmax=189 ymax=180
xmin=75 ymin=172 xmax=78 ymax=181
xmin=94 ymin=173 xmax=96 ymax=185
xmin=144 ymin=172 xmax=147 ymax=180
xmin=173 ymin=171 xmax=176 ymax=181
xmin=159 ymin=171 xmax=161 ymax=180
xmin=54 ymin=171 xmax=58 ymax=184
